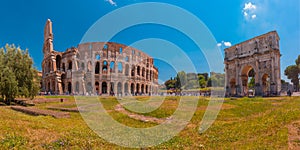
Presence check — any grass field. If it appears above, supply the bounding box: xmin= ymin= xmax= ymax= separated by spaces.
xmin=0 ymin=96 xmax=299 ymax=149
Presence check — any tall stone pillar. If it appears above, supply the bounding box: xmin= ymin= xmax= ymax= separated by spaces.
xmin=122 ymin=82 xmax=125 ymax=96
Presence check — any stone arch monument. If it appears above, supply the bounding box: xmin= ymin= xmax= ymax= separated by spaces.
xmin=224 ymin=31 xmax=281 ymax=96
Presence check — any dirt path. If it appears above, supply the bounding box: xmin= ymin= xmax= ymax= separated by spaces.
xmin=115 ymin=104 xmax=170 ymax=124
xmin=11 ymin=106 xmax=70 ymax=118
xmin=288 ymin=120 xmax=300 ymax=150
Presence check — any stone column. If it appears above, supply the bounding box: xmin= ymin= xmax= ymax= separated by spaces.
xmin=53 ymin=60 xmax=57 ymax=72
xmin=122 ymin=82 xmax=125 ymax=96
xmin=107 ymin=82 xmax=110 ymax=95
xmin=271 ymin=54 xmax=275 ymax=94
xmin=113 ymin=82 xmax=117 ymax=95
xmin=91 ymin=53 xmax=95 ymax=94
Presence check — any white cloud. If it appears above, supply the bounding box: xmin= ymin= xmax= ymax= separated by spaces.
xmin=243 ymin=2 xmax=256 ymax=11
xmin=243 ymin=2 xmax=257 ymax=20
xmin=224 ymin=42 xmax=232 ymax=47
xmin=218 ymin=41 xmax=232 ymax=47
xmin=105 ymin=0 xmax=117 ymax=6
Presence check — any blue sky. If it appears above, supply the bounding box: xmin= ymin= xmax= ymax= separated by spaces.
xmin=0 ymin=0 xmax=299 ymax=82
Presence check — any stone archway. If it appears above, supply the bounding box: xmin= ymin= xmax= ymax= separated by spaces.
xmin=124 ymin=83 xmax=129 ymax=95
xmin=95 ymin=82 xmax=100 ymax=94
xmin=117 ymin=82 xmax=122 ymax=95
xmin=131 ymin=83 xmax=135 ymax=95
xmin=67 ymin=82 xmax=72 ymax=94
xmin=102 ymin=82 xmax=107 ymax=94
xmin=240 ymin=65 xmax=257 ymax=96
xmin=225 ymin=31 xmax=281 ymax=97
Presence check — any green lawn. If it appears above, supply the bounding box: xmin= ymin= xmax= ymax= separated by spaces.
xmin=0 ymin=96 xmax=299 ymax=149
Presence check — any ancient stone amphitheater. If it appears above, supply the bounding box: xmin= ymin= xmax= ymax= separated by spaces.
xmin=42 ymin=19 xmax=159 ymax=96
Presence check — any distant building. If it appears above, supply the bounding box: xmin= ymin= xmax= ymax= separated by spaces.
xmin=41 ymin=19 xmax=159 ymax=95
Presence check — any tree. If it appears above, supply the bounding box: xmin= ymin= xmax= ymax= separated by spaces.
xmin=198 ymin=75 xmax=207 ymax=88
xmin=164 ymin=78 xmax=176 ymax=90
xmin=296 ymin=55 xmax=300 ymax=66
xmin=284 ymin=65 xmax=300 ymax=92
xmin=0 ymin=44 xmax=40 ymax=105
xmin=248 ymin=77 xmax=255 ymax=89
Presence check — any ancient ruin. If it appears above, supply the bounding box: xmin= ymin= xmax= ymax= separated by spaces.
xmin=224 ymin=31 xmax=281 ymax=96
xmin=42 ymin=19 xmax=159 ymax=95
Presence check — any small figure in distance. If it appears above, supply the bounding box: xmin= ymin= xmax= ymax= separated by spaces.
xmin=287 ymin=89 xmax=292 ymax=97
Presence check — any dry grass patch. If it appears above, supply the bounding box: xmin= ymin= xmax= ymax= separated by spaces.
xmin=288 ymin=120 xmax=300 ymax=150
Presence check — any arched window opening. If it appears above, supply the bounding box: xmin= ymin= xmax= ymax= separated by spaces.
xmin=56 ymin=55 xmax=61 ymax=71
xmin=95 ymin=82 xmax=100 ymax=94
xmin=136 ymin=84 xmax=140 ymax=94
xmin=61 ymin=74 xmax=66 ymax=80
xmin=146 ymin=70 xmax=149 ymax=80
xmin=48 ymin=62 xmax=51 ymax=73
xmin=102 ymin=61 xmax=108 ymax=73
xmin=141 ymin=84 xmax=144 ymax=94
xmin=119 ymin=47 xmax=123 ymax=54
xmin=62 ymin=82 xmax=65 ymax=93
xmin=125 ymin=56 xmax=129 ymax=62
xmin=95 ymin=62 xmax=100 ymax=74
xmin=68 ymin=61 xmax=72 ymax=70
xmin=131 ymin=83 xmax=135 ymax=95
xmin=117 ymin=82 xmax=122 ymax=94
xmin=67 ymin=82 xmax=72 ymax=94
xmin=47 ymin=82 xmax=50 ymax=92
xmin=103 ymin=44 xmax=108 ymax=49
xmin=96 ymin=54 xmax=101 ymax=60
xmin=142 ymin=67 xmax=145 ymax=77
xmin=124 ymin=83 xmax=129 ymax=94
xmin=137 ymin=66 xmax=141 ymax=76
xmin=102 ymin=82 xmax=107 ymax=94
xmin=118 ymin=62 xmax=123 ymax=73
xmin=110 ymin=61 xmax=115 ymax=73
xmin=131 ymin=66 xmax=135 ymax=76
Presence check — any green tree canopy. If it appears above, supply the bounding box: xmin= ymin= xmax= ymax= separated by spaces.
xmin=0 ymin=44 xmax=40 ymax=104
xmin=198 ymin=75 xmax=207 ymax=88
xmin=284 ymin=65 xmax=300 ymax=91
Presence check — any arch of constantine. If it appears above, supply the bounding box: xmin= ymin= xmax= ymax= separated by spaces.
xmin=42 ymin=19 xmax=159 ymax=95
xmin=224 ymin=31 xmax=281 ymax=96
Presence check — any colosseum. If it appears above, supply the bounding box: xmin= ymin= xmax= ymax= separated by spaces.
xmin=42 ymin=19 xmax=159 ymax=96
